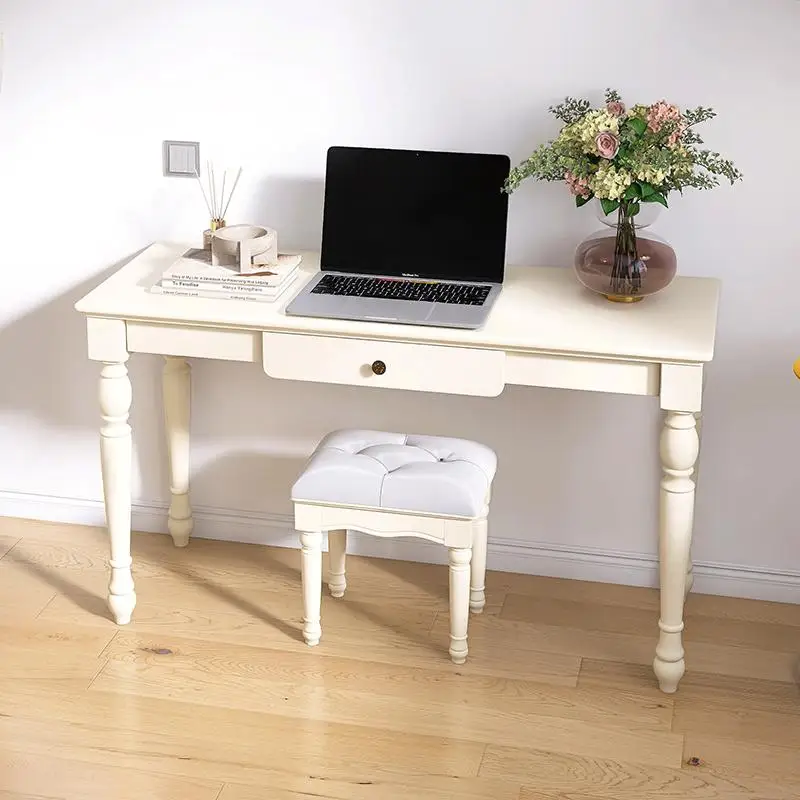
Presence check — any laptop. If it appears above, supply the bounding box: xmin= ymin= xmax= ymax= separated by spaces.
xmin=285 ymin=145 xmax=511 ymax=329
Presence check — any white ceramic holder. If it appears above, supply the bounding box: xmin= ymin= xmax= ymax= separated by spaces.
xmin=211 ymin=224 xmax=279 ymax=274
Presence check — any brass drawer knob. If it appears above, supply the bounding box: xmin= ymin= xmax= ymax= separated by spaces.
xmin=371 ymin=360 xmax=386 ymax=375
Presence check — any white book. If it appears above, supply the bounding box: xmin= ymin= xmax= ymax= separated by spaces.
xmin=161 ymin=265 xmax=299 ymax=295
xmin=149 ymin=276 xmax=296 ymax=303
xmin=162 ymin=248 xmax=302 ymax=288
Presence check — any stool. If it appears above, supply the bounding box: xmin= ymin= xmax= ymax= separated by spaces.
xmin=291 ymin=429 xmax=496 ymax=664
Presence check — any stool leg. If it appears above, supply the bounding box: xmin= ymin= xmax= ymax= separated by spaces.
xmin=470 ymin=518 xmax=488 ymax=614
xmin=328 ymin=529 xmax=347 ymax=598
xmin=448 ymin=547 xmax=472 ymax=664
xmin=300 ymin=531 xmax=323 ymax=646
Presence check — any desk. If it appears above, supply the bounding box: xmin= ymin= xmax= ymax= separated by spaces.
xmin=75 ymin=241 xmax=720 ymax=693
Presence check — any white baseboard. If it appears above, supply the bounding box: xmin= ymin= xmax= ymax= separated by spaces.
xmin=2 ymin=489 xmax=799 ymax=604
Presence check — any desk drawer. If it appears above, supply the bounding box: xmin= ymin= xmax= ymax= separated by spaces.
xmin=262 ymin=332 xmax=505 ymax=397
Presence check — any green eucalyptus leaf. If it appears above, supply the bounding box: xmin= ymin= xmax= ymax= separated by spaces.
xmin=627 ymin=202 xmax=641 ymax=216
xmin=600 ymin=198 xmax=620 ymax=215
xmin=575 ymin=194 xmax=592 ymax=208
xmin=639 ymin=182 xmax=656 ymax=198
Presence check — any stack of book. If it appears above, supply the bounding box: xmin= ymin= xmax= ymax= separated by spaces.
xmin=150 ymin=248 xmax=302 ymax=303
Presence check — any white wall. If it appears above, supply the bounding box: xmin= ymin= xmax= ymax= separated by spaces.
xmin=1 ymin=0 xmax=799 ymax=600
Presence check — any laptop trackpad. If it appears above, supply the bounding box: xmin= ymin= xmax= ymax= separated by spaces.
xmin=341 ymin=298 xmax=435 ymax=323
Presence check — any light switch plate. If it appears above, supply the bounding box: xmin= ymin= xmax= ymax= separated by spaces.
xmin=163 ymin=140 xmax=200 ymax=177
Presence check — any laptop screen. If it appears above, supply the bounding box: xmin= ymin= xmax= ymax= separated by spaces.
xmin=320 ymin=146 xmax=510 ymax=283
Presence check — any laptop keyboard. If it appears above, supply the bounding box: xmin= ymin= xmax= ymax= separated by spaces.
xmin=311 ymin=274 xmax=492 ymax=305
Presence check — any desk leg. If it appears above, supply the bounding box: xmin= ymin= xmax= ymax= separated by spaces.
xmin=685 ymin=410 xmax=702 ymax=598
xmin=163 ymin=357 xmax=193 ymax=547
xmin=654 ymin=410 xmax=699 ymax=693
xmin=99 ymin=361 xmax=136 ymax=625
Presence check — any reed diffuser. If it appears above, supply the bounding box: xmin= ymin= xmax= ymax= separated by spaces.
xmin=195 ymin=161 xmax=243 ymax=249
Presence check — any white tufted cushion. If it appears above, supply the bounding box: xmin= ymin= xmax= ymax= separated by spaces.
xmin=291 ymin=429 xmax=497 ymax=517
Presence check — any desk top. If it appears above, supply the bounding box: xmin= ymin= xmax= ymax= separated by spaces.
xmin=75 ymin=242 xmax=720 ymax=363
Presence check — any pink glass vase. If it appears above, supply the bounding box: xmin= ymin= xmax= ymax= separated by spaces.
xmin=574 ymin=200 xmax=677 ymax=303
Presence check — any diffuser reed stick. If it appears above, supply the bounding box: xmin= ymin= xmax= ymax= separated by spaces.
xmin=195 ymin=162 xmax=243 ymax=245
xmin=220 ymin=167 xmax=242 ymax=221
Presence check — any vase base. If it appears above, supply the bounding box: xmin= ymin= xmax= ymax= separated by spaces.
xmin=604 ymin=293 xmax=644 ymax=303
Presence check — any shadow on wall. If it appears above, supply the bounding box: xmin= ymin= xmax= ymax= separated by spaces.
xmin=0 ymin=249 xmax=147 ymax=428
xmin=249 ymin=177 xmax=325 ymax=252
xmin=188 ymin=449 xmax=309 ymax=521
xmin=0 ymin=176 xmax=327 ymax=503
xmin=0 ymin=246 xmax=171 ymax=501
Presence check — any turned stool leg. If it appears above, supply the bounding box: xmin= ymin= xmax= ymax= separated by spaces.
xmin=470 ymin=517 xmax=488 ymax=614
xmin=328 ymin=529 xmax=347 ymax=598
xmin=448 ymin=547 xmax=472 ymax=664
xmin=300 ymin=531 xmax=323 ymax=646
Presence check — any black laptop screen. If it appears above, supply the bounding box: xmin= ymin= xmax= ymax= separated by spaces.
xmin=320 ymin=146 xmax=510 ymax=283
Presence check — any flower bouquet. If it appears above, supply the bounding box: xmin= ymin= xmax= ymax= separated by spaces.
xmin=504 ymin=89 xmax=742 ymax=301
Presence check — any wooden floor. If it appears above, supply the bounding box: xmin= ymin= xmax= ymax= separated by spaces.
xmin=0 ymin=517 xmax=799 ymax=800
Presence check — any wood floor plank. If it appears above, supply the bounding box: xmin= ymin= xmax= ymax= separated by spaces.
xmin=1 ymin=532 xmax=167 ymax=583
xmin=15 ymin=524 xmax=506 ymax=621
xmin=0 ymin=692 xmax=485 ymax=784
xmin=434 ymin=612 xmax=799 ymax=684
xmin=0 ymin=792 xmax=63 ymax=800
xmin=502 ymin=594 xmax=655 ymax=635
xmin=218 ymin=773 xmax=521 ymax=800
xmin=0 ymin=751 xmax=223 ymax=800
xmin=38 ymin=578 xmax=437 ymax=636
xmin=5 ymin=519 xmax=494 ymax=609
xmin=0 ymin=516 xmax=77 ymax=539
xmin=0 ymin=562 xmax=58 ymax=620
xmin=0 ymin=620 xmax=111 ymax=686
xmin=41 ymin=592 xmax=579 ymax=685
xmin=101 ymin=631 xmax=672 ymax=731
xmin=0 ymin=534 xmax=19 ymax=560
xmin=580 ymin=658 xmax=800 ymax=716
xmin=683 ymin=733 xmax=800 ymax=786
xmin=90 ymin=634 xmax=682 ymax=767
xmin=496 ymin=573 xmax=660 ymax=611
xmin=673 ymin=700 xmax=800 ymax=749
xmin=502 ymin=593 xmax=800 ymax=652
xmin=685 ymin=591 xmax=800 ymax=627
xmin=577 ymin=659 xmax=667 ymax=696
xmin=484 ymin=743 xmax=800 ymax=799
xmin=0 ymin=618 xmax=115 ymax=657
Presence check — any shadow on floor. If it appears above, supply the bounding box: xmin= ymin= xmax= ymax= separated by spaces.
xmin=160 ymin=558 xmax=303 ymax=643
xmin=6 ymin=548 xmax=112 ymax=621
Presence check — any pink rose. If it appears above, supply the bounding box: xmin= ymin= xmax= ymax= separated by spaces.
xmin=606 ymin=100 xmax=626 ymax=117
xmin=595 ymin=131 xmax=620 ymax=159
xmin=564 ymin=171 xmax=591 ymax=198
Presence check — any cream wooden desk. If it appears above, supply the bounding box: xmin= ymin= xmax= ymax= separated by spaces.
xmin=75 ymin=241 xmax=720 ymax=693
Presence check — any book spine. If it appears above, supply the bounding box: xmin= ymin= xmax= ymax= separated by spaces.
xmin=152 ymin=284 xmax=290 ymax=302
xmin=161 ymin=277 xmax=285 ymax=295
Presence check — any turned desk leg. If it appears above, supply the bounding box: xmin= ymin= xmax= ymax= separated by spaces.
xmin=163 ymin=357 xmax=193 ymax=547
xmin=99 ymin=361 xmax=136 ymax=625
xmin=685 ymin=410 xmax=702 ymax=598
xmin=654 ymin=410 xmax=699 ymax=693
xmin=685 ymin=551 xmax=695 ymax=598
